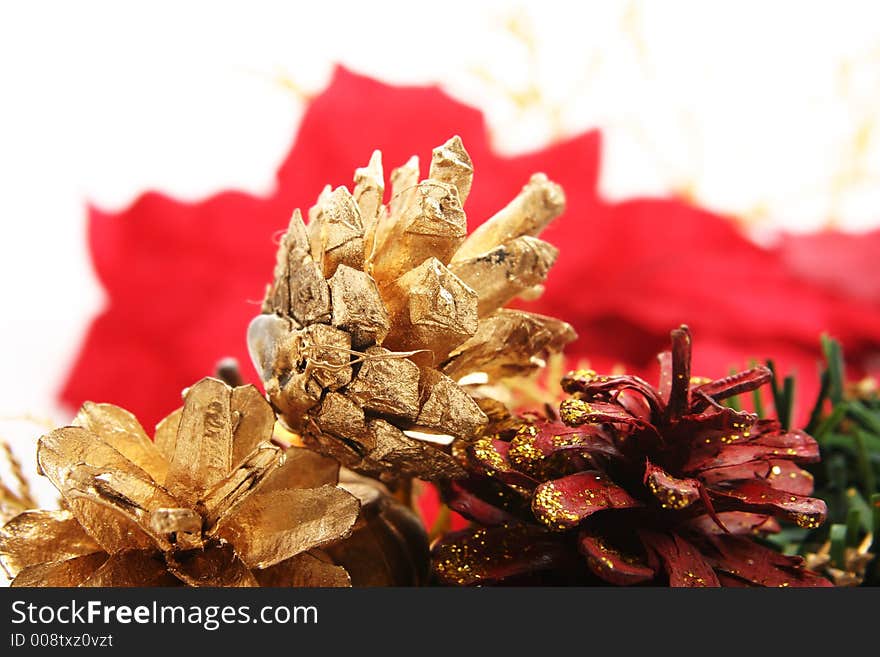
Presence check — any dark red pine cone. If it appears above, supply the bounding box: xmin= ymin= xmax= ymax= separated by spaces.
xmin=433 ymin=326 xmax=832 ymax=587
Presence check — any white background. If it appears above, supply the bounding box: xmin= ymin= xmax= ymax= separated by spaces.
xmin=2 ymin=0 xmax=880 ymax=510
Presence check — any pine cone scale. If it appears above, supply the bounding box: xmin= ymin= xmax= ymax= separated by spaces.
xmin=251 ymin=136 xmax=575 ymax=482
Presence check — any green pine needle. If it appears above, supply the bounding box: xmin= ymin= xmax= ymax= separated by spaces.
xmin=872 ymin=493 xmax=880 ymax=538
xmin=766 ymin=360 xmax=795 ymax=428
xmin=751 ymin=389 xmax=765 ymax=418
xmin=845 ymin=507 xmax=861 ymax=547
xmin=781 ymin=375 xmax=795 ymax=430
xmin=845 ymin=488 xmax=873 ymax=533
xmin=829 ymin=523 xmax=847 ymax=568
xmin=848 ymin=400 xmax=880 ymax=436
xmin=814 ymin=404 xmax=848 ymax=443
xmin=764 ymin=334 xmax=880 ymax=584
xmin=805 ymin=369 xmax=830 ymax=434
xmin=853 ymin=430 xmax=877 ymax=497
xmin=821 ymin=335 xmax=845 ymax=404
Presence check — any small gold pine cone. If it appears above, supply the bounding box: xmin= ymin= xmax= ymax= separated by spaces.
xmin=248 ymin=136 xmax=576 ymax=482
xmin=0 ymin=378 xmax=427 ymax=587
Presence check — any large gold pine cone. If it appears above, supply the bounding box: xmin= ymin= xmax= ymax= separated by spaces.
xmin=0 ymin=379 xmax=428 ymax=587
xmin=0 ymin=379 xmax=362 ymax=587
xmin=248 ymin=137 xmax=576 ymax=482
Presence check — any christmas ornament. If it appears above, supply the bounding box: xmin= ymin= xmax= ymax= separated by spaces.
xmin=433 ymin=326 xmax=832 ymax=586
xmin=248 ymin=136 xmax=575 ymax=482
xmin=0 ymin=378 xmax=365 ymax=587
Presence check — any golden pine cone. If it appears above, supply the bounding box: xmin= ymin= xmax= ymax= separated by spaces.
xmin=248 ymin=136 xmax=576 ymax=482
xmin=0 ymin=378 xmax=382 ymax=587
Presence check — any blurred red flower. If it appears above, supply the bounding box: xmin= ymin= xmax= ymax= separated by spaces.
xmin=61 ymin=66 xmax=880 ymax=457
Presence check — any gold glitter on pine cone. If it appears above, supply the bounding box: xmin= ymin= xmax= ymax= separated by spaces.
xmin=0 ymin=378 xmax=365 ymax=587
xmin=248 ymin=136 xmax=576 ymax=482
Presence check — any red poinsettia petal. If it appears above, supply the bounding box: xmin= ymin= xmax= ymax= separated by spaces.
xmin=700 ymin=459 xmax=815 ymax=496
xmin=578 ymin=530 xmax=655 ymax=586
xmin=432 ymin=524 xmax=574 ymax=586
xmin=643 ymin=460 xmax=701 ymax=510
xmin=701 ymin=534 xmax=832 ymax=587
xmin=709 ymin=480 xmax=826 ymax=529
xmin=532 ymin=471 xmax=641 ymax=530
xmin=65 ymin=192 xmax=291 ymax=430
xmin=638 ymin=530 xmax=719 ymax=587
xmin=775 ymin=229 xmax=880 ymax=308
